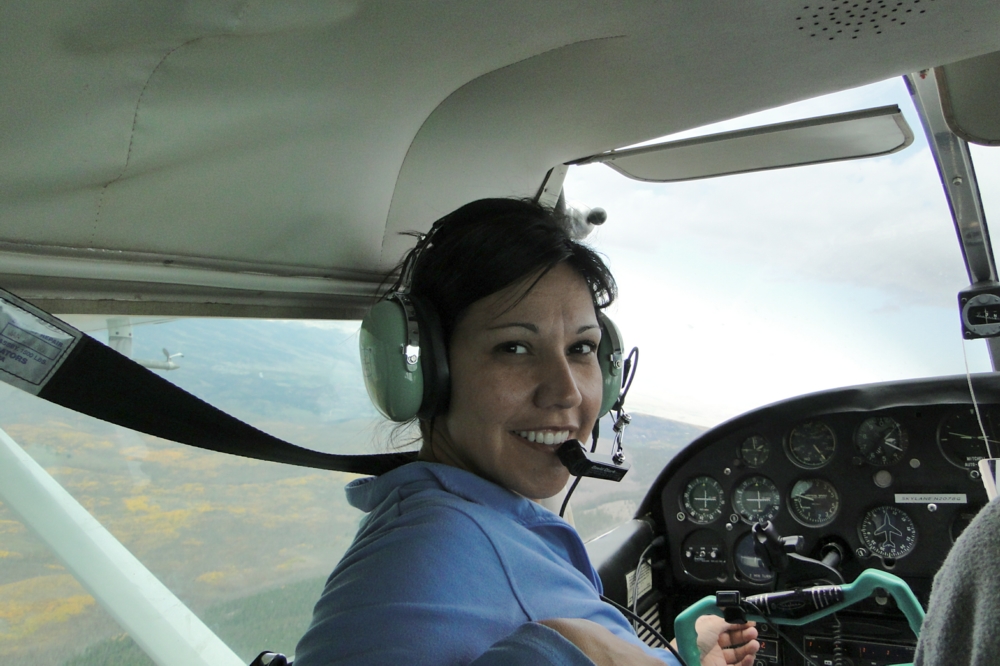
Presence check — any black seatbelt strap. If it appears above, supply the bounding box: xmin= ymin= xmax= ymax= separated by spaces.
xmin=0 ymin=288 xmax=416 ymax=476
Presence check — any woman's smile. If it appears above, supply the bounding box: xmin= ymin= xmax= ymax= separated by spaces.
xmin=513 ymin=429 xmax=572 ymax=446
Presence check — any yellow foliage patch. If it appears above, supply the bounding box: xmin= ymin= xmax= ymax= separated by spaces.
xmin=196 ymin=570 xmax=227 ymax=584
xmin=124 ymin=495 xmax=159 ymax=512
xmin=275 ymin=474 xmax=322 ymax=487
xmin=195 ymin=565 xmax=253 ymax=586
xmin=0 ymin=575 xmax=95 ymax=642
xmin=0 ymin=518 xmax=24 ymax=534
xmin=276 ymin=556 xmax=308 ymax=571
xmin=134 ymin=448 xmax=189 ymax=464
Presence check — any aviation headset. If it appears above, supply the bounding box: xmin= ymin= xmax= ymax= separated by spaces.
xmin=359 ymin=215 xmax=626 ymax=423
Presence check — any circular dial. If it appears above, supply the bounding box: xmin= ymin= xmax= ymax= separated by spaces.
xmin=938 ymin=407 xmax=1000 ymax=469
xmin=788 ymin=478 xmax=840 ymax=527
xmin=739 ymin=435 xmax=771 ymax=467
xmin=787 ymin=421 xmax=837 ymax=468
xmin=681 ymin=476 xmax=725 ymax=524
xmin=732 ymin=476 xmax=781 ymax=525
xmin=859 ymin=506 xmax=917 ymax=560
xmin=855 ymin=416 xmax=909 ymax=466
xmin=733 ymin=532 xmax=774 ymax=584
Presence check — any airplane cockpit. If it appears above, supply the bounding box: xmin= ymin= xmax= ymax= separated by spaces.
xmin=588 ymin=374 xmax=995 ymax=665
xmin=2 ymin=3 xmax=1000 ymax=666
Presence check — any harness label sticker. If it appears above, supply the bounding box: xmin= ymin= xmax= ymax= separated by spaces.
xmin=626 ymin=560 xmax=653 ymax=607
xmin=0 ymin=292 xmax=81 ymax=394
xmin=894 ymin=493 xmax=967 ymax=504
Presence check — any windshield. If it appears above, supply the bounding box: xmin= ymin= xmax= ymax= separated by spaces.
xmin=2 ymin=76 xmax=997 ymax=665
xmin=569 ymin=77 xmax=994 ymax=426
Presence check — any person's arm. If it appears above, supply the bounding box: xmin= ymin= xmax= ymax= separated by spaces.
xmin=539 ymin=615 xmax=759 ymax=666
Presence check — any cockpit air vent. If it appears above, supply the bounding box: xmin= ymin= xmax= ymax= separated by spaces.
xmin=797 ymin=0 xmax=936 ymax=41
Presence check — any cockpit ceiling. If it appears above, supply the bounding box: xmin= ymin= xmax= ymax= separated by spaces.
xmin=3 ymin=1 xmax=1000 ymax=317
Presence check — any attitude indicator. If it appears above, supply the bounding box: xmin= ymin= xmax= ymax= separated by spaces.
xmin=732 ymin=476 xmax=781 ymax=525
xmin=682 ymin=476 xmax=725 ymax=524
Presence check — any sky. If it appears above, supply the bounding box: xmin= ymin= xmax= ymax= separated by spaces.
xmin=564 ymin=77 xmax=1000 ymax=428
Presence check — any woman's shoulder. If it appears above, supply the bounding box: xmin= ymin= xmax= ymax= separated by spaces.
xmin=353 ymin=462 xmax=554 ymax=524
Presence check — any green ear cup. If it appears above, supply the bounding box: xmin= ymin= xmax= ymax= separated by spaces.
xmin=597 ymin=313 xmax=625 ymax=417
xmin=359 ymin=299 xmax=425 ymax=421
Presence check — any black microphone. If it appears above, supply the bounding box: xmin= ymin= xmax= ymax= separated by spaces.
xmin=556 ymin=439 xmax=630 ymax=482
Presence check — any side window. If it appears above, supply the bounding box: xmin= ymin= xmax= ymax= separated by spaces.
xmin=0 ymin=319 xmax=382 ymax=664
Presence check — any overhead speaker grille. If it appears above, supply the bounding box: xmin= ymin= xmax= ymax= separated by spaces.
xmin=796 ymin=0 xmax=937 ymax=41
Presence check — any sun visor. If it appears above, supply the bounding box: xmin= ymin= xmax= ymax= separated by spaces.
xmin=571 ymin=105 xmax=913 ymax=182
xmin=936 ymin=51 xmax=1000 ymax=146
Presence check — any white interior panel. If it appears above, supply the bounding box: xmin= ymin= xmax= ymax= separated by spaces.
xmin=2 ymin=0 xmax=1000 ymax=315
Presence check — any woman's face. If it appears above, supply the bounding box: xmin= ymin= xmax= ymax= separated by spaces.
xmin=425 ymin=262 xmax=604 ymax=500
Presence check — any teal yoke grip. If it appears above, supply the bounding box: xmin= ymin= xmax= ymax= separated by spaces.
xmin=673 ymin=570 xmax=924 ymax=666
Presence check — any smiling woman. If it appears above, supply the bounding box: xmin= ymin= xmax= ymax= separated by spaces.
xmin=294 ymin=199 xmax=759 ymax=666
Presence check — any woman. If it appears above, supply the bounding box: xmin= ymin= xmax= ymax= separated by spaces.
xmin=295 ymin=199 xmax=758 ymax=665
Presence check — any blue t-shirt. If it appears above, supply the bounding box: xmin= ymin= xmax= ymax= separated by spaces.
xmin=294 ymin=462 xmax=678 ymax=665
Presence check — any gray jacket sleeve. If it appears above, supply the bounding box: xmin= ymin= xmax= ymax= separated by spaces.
xmin=914 ymin=498 xmax=1000 ymax=666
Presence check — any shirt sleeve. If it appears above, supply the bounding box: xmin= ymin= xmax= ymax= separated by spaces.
xmin=469 ymin=623 xmax=596 ymax=666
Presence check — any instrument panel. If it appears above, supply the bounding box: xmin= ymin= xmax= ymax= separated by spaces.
xmin=644 ymin=375 xmax=996 ymax=597
xmin=586 ymin=376 xmax=1000 ymax=665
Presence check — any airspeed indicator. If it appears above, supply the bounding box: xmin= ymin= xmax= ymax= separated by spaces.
xmin=682 ymin=476 xmax=725 ymax=524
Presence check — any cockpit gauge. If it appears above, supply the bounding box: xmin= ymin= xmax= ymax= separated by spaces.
xmin=788 ymin=478 xmax=840 ymax=528
xmin=681 ymin=530 xmax=728 ymax=582
xmin=938 ymin=407 xmax=1000 ymax=469
xmin=855 ymin=416 xmax=909 ymax=466
xmin=733 ymin=532 xmax=775 ymax=584
xmin=787 ymin=421 xmax=837 ymax=469
xmin=859 ymin=506 xmax=917 ymax=560
xmin=732 ymin=476 xmax=781 ymax=525
xmin=681 ymin=476 xmax=725 ymax=524
xmin=739 ymin=435 xmax=771 ymax=467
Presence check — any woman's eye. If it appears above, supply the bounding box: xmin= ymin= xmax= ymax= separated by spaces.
xmin=571 ymin=341 xmax=598 ymax=355
xmin=497 ymin=342 xmax=529 ymax=354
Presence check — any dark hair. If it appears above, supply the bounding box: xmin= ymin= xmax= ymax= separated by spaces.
xmin=395 ymin=198 xmax=617 ymax=347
